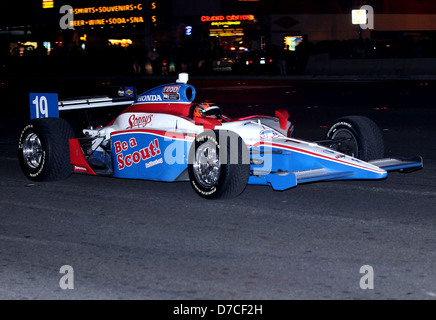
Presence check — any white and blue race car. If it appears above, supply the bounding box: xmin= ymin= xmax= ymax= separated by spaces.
xmin=18 ymin=73 xmax=423 ymax=199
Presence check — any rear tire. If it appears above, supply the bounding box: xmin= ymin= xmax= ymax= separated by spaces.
xmin=18 ymin=118 xmax=75 ymax=181
xmin=326 ymin=115 xmax=384 ymax=161
xmin=188 ymin=130 xmax=250 ymax=199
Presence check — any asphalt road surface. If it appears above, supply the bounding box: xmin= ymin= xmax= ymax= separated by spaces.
xmin=0 ymin=77 xmax=435 ymax=301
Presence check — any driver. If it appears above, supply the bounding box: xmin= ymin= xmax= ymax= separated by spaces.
xmin=193 ymin=101 xmax=222 ymax=120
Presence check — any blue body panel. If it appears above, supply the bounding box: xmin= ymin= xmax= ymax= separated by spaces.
xmin=109 ymin=132 xmax=388 ymax=190
xmin=111 ymin=131 xmax=192 ymax=182
xmin=135 ymin=83 xmax=196 ymax=104
xmin=247 ymin=145 xmax=387 ymax=190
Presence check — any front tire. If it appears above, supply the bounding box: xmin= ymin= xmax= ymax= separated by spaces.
xmin=326 ymin=115 xmax=384 ymax=161
xmin=18 ymin=118 xmax=75 ymax=181
xmin=188 ymin=130 xmax=250 ymax=199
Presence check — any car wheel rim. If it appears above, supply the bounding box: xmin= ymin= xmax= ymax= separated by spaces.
xmin=22 ymin=133 xmax=43 ymax=169
xmin=193 ymin=141 xmax=220 ymax=188
xmin=332 ymin=129 xmax=359 ymax=157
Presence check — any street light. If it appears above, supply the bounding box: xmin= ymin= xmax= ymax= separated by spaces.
xmin=352 ymin=9 xmax=367 ymax=25
xmin=352 ymin=6 xmax=374 ymax=39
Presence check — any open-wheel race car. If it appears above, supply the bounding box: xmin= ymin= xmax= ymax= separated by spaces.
xmin=18 ymin=73 xmax=423 ymax=199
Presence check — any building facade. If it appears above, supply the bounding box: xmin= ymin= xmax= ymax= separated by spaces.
xmin=1 ymin=0 xmax=436 ymax=76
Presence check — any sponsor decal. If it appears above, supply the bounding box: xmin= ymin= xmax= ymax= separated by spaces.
xmin=114 ymin=137 xmax=162 ymax=170
xmin=137 ymin=94 xmax=162 ymax=102
xmin=124 ymin=86 xmax=135 ymax=97
xmin=127 ymin=114 xmax=153 ymax=129
xmin=323 ymin=149 xmax=345 ymax=159
xmin=145 ymin=158 xmax=163 ymax=168
xmin=324 ymin=147 xmax=350 ymax=159
xmin=351 ymin=158 xmax=363 ymax=163
xmin=260 ymin=129 xmax=280 ymax=140
xmin=162 ymin=85 xmax=180 ymax=100
xmin=74 ymin=165 xmax=88 ymax=172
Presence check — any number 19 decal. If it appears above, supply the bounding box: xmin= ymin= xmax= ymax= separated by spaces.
xmin=29 ymin=93 xmax=59 ymax=119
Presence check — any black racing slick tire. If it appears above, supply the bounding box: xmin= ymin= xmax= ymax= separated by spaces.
xmin=18 ymin=117 xmax=75 ymax=182
xmin=188 ymin=130 xmax=250 ymax=200
xmin=326 ymin=115 xmax=384 ymax=161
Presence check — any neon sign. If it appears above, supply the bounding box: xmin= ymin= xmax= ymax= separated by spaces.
xmin=201 ymin=15 xmax=255 ymax=22
xmin=209 ymin=28 xmax=244 ymax=37
xmin=211 ymin=21 xmax=241 ymax=27
xmin=71 ymin=3 xmax=145 ymax=28
xmin=42 ymin=0 xmax=53 ymax=8
xmin=73 ymin=17 xmax=144 ymax=27
xmin=73 ymin=4 xmax=143 ymax=15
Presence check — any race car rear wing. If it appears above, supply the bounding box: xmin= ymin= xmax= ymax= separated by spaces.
xmin=58 ymin=96 xmax=135 ymax=111
xmin=29 ymin=90 xmax=135 ymax=119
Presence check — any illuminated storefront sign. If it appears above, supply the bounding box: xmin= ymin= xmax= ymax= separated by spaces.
xmin=42 ymin=0 xmax=54 ymax=8
xmin=73 ymin=4 xmax=143 ymax=15
xmin=201 ymin=15 xmax=255 ymax=22
xmin=284 ymin=36 xmax=303 ymax=51
xmin=210 ymin=28 xmax=244 ymax=37
xmin=108 ymin=39 xmax=133 ymax=47
xmin=211 ymin=21 xmax=241 ymax=27
xmin=72 ymin=17 xmax=144 ymax=27
xmin=71 ymin=3 xmax=145 ymax=28
xmin=202 ymin=15 xmax=256 ymax=38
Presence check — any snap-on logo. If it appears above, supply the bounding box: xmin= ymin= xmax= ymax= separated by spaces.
xmin=128 ymin=114 xmax=153 ymax=129
xmin=137 ymin=95 xmax=162 ymax=102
